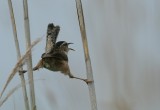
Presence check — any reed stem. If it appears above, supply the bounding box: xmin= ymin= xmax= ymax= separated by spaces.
xmin=75 ymin=0 xmax=98 ymax=110
xmin=8 ymin=0 xmax=30 ymax=110
xmin=23 ymin=0 xmax=36 ymax=110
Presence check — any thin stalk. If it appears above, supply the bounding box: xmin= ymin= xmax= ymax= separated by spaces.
xmin=0 ymin=37 xmax=42 ymax=100
xmin=0 ymin=79 xmax=45 ymax=108
xmin=23 ymin=0 xmax=36 ymax=110
xmin=75 ymin=0 xmax=98 ymax=110
xmin=8 ymin=0 xmax=30 ymax=110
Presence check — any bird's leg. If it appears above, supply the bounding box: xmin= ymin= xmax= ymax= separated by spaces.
xmin=68 ymin=73 xmax=93 ymax=84
xmin=63 ymin=67 xmax=93 ymax=84
xmin=19 ymin=59 xmax=43 ymax=74
xmin=32 ymin=59 xmax=43 ymax=71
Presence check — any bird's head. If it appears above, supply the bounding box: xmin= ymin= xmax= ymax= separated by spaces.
xmin=55 ymin=41 xmax=75 ymax=53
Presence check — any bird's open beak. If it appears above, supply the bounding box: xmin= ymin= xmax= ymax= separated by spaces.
xmin=67 ymin=43 xmax=74 ymax=45
xmin=67 ymin=43 xmax=75 ymax=51
xmin=69 ymin=48 xmax=75 ymax=51
xmin=68 ymin=43 xmax=75 ymax=51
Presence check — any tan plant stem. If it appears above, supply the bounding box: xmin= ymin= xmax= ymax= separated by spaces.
xmin=75 ymin=0 xmax=98 ymax=110
xmin=8 ymin=0 xmax=30 ymax=110
xmin=23 ymin=0 xmax=37 ymax=110
xmin=0 ymin=38 xmax=41 ymax=100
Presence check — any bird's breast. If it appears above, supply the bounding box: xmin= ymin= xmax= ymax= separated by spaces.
xmin=42 ymin=58 xmax=58 ymax=71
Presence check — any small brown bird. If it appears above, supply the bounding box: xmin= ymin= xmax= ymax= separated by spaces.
xmin=20 ymin=23 xmax=92 ymax=84
xmin=32 ymin=41 xmax=92 ymax=84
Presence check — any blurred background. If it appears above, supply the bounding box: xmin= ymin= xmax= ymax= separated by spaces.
xmin=0 ymin=0 xmax=160 ymax=110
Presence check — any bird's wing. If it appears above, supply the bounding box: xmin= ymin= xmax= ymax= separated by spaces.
xmin=42 ymin=52 xmax=68 ymax=61
xmin=45 ymin=23 xmax=60 ymax=54
xmin=53 ymin=52 xmax=68 ymax=61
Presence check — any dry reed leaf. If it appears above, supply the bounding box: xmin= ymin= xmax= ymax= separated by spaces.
xmin=0 ymin=37 xmax=42 ymax=99
xmin=0 ymin=78 xmax=45 ymax=107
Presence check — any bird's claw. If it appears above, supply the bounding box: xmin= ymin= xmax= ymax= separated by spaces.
xmin=84 ymin=79 xmax=93 ymax=84
xmin=19 ymin=70 xmax=27 ymax=75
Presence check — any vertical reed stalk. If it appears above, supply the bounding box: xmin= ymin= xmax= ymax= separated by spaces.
xmin=0 ymin=37 xmax=41 ymax=100
xmin=23 ymin=0 xmax=36 ymax=110
xmin=75 ymin=0 xmax=98 ymax=110
xmin=8 ymin=0 xmax=30 ymax=110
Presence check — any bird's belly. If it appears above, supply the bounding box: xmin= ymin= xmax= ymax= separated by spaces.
xmin=43 ymin=58 xmax=64 ymax=72
xmin=43 ymin=62 xmax=59 ymax=71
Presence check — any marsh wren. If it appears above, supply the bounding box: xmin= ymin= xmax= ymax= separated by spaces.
xmin=21 ymin=23 xmax=92 ymax=84
xmin=33 ymin=41 xmax=92 ymax=84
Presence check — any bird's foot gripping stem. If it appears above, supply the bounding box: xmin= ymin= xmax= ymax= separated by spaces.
xmin=69 ymin=74 xmax=93 ymax=84
xmin=83 ymin=79 xmax=93 ymax=84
